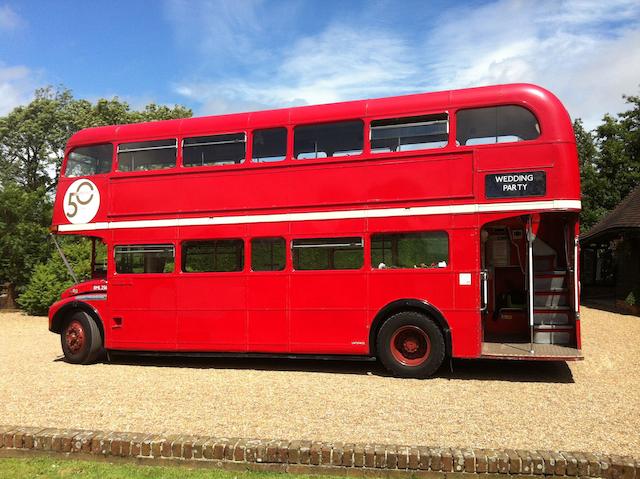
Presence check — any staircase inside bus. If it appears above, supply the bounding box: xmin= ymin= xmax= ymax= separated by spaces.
xmin=480 ymin=213 xmax=583 ymax=359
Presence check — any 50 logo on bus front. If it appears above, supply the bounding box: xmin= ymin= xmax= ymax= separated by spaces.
xmin=63 ymin=179 xmax=101 ymax=224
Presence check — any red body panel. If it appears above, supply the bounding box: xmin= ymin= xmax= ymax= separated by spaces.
xmin=48 ymin=83 xmax=581 ymax=359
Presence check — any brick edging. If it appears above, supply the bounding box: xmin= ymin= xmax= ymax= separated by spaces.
xmin=0 ymin=425 xmax=638 ymax=478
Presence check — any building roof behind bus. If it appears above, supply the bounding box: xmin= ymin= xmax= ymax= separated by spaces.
xmin=581 ymin=185 xmax=640 ymax=243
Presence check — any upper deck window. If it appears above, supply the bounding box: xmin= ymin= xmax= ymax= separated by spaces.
xmin=183 ymin=133 xmax=246 ymax=167
xmin=371 ymin=114 xmax=448 ymax=153
xmin=64 ymin=144 xmax=113 ymax=177
xmin=252 ymin=128 xmax=287 ymax=163
xmin=117 ymin=139 xmax=176 ymax=172
xmin=456 ymin=105 xmax=540 ymax=146
xmin=294 ymin=120 xmax=363 ymax=159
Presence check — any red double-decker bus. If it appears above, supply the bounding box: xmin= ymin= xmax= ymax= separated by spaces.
xmin=48 ymin=83 xmax=582 ymax=377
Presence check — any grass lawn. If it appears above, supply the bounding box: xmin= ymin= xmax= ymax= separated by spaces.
xmin=0 ymin=456 xmax=349 ymax=479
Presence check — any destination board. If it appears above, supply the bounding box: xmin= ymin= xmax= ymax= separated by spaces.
xmin=485 ymin=171 xmax=546 ymax=198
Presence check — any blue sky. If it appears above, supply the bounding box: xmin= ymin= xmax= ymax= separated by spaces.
xmin=0 ymin=0 xmax=639 ymax=129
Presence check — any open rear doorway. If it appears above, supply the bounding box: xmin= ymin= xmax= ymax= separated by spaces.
xmin=480 ymin=213 xmax=582 ymax=359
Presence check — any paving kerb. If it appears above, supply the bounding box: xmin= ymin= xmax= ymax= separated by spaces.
xmin=0 ymin=425 xmax=638 ymax=478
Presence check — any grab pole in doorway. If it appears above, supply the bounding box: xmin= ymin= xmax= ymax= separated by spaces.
xmin=526 ymin=215 xmax=537 ymax=354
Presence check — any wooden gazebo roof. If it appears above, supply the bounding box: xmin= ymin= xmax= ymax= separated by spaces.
xmin=581 ymin=184 xmax=640 ymax=243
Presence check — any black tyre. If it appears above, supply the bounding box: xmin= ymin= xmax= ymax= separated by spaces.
xmin=60 ymin=311 xmax=103 ymax=364
xmin=376 ymin=311 xmax=445 ymax=378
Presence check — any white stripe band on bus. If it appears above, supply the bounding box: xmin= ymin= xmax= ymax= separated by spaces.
xmin=57 ymin=199 xmax=582 ymax=232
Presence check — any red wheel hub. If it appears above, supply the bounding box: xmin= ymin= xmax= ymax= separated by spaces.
xmin=390 ymin=326 xmax=430 ymax=366
xmin=65 ymin=320 xmax=85 ymax=354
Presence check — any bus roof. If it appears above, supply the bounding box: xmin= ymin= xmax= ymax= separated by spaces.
xmin=67 ymin=83 xmax=574 ymax=148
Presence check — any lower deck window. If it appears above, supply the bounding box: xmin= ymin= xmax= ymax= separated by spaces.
xmin=251 ymin=237 xmax=285 ymax=271
xmin=371 ymin=232 xmax=448 ymax=269
xmin=114 ymin=245 xmax=175 ymax=273
xmin=292 ymin=237 xmax=363 ymax=270
xmin=182 ymin=239 xmax=244 ymax=272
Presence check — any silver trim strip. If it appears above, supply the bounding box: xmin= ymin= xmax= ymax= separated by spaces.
xmin=57 ymin=199 xmax=582 ymax=233
xmin=184 ymin=139 xmax=245 ymax=147
xmin=73 ymin=293 xmax=107 ymax=300
xmin=118 ymin=143 xmax=177 ymax=153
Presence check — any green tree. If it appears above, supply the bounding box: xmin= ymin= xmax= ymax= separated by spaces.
xmin=0 ymin=86 xmax=192 ymax=310
xmin=574 ymin=119 xmax=609 ymax=231
xmin=574 ymin=92 xmax=640 ymax=232
xmin=595 ymin=113 xmax=638 ymax=206
xmin=0 ymin=183 xmax=51 ymax=293
xmin=17 ymin=238 xmax=92 ymax=316
xmin=0 ymin=86 xmax=192 ymax=191
xmin=0 ymin=88 xmax=73 ymax=191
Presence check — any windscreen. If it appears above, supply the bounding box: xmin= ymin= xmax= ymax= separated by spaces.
xmin=65 ymin=144 xmax=113 ymax=177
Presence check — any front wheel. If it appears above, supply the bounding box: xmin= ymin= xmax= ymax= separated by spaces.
xmin=61 ymin=311 xmax=103 ymax=364
xmin=377 ymin=311 xmax=445 ymax=378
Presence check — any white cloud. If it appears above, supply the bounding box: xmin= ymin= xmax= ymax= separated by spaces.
xmin=174 ymin=24 xmax=421 ymax=113
xmin=0 ymin=4 xmax=23 ymax=31
xmin=164 ymin=0 xmax=296 ymax=67
xmin=419 ymin=0 xmax=640 ymax=128
xmin=172 ymin=0 xmax=640 ymax=129
xmin=0 ymin=64 xmax=34 ymax=115
xmin=534 ymin=28 xmax=640 ymax=128
xmin=544 ymin=0 xmax=640 ymax=27
xmin=0 ymin=6 xmax=31 ymax=114
xmin=166 ymin=0 xmax=260 ymax=58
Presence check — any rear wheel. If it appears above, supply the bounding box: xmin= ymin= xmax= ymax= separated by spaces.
xmin=61 ymin=311 xmax=103 ymax=364
xmin=377 ymin=311 xmax=445 ymax=378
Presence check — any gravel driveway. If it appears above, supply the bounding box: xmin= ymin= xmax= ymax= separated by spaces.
xmin=1 ymin=307 xmax=638 ymax=455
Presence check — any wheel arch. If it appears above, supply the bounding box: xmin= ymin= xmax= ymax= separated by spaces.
xmin=50 ymin=301 xmax=105 ymax=343
xmin=369 ymin=299 xmax=451 ymax=357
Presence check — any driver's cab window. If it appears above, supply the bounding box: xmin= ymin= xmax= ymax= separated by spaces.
xmin=92 ymin=239 xmax=107 ymax=279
